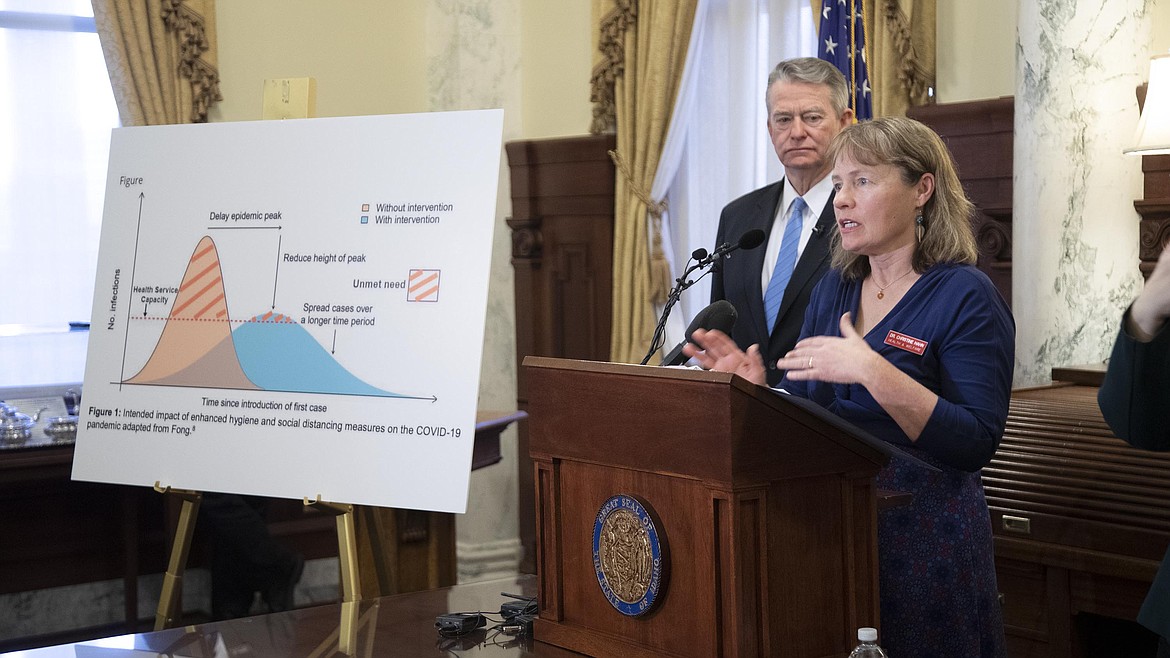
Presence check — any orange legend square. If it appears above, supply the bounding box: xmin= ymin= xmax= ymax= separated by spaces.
xmin=408 ymin=269 xmax=440 ymax=302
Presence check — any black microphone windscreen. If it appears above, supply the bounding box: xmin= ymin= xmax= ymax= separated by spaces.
xmin=684 ymin=303 xmax=715 ymax=336
xmin=704 ymin=299 xmax=738 ymax=335
xmin=737 ymin=229 xmax=766 ymax=250
xmin=691 ymin=247 xmax=708 ymax=261
xmin=661 ymin=300 xmax=738 ymax=366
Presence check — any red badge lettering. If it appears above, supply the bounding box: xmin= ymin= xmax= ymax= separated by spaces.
xmin=884 ymin=330 xmax=927 ymax=355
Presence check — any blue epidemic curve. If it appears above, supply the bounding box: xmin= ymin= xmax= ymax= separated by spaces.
xmin=232 ymin=317 xmax=403 ymax=397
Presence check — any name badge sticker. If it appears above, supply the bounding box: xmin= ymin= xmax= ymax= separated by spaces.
xmin=885 ymin=330 xmax=927 ymax=355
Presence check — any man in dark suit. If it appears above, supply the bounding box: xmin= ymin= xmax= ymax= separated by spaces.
xmin=710 ymin=57 xmax=853 ymax=386
xmin=1099 ymin=242 xmax=1170 ymax=656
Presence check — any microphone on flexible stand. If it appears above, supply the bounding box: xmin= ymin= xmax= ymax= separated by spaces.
xmin=694 ymin=229 xmax=765 ymax=268
xmin=660 ymin=300 xmax=738 ymax=366
xmin=640 ymin=229 xmax=765 ymax=365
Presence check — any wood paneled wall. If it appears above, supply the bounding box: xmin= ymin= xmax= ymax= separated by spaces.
xmin=908 ymin=97 xmax=1014 ymax=304
xmin=505 ymin=134 xmax=616 ymax=571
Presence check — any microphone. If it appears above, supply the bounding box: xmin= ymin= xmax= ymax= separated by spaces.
xmin=661 ymin=300 xmax=738 ymax=366
xmin=639 ymin=230 xmax=761 ymax=365
xmin=702 ymin=229 xmax=765 ymax=265
xmin=737 ymin=228 xmax=766 ymax=250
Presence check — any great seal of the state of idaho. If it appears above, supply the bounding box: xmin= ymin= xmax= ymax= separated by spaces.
xmin=592 ymin=494 xmax=668 ymax=616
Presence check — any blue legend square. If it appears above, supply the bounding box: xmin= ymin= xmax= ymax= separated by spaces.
xmin=361 ymin=215 xmax=369 ymax=224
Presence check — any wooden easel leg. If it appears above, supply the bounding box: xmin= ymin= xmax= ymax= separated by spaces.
xmin=338 ymin=599 xmax=359 ymax=655
xmin=306 ymin=496 xmax=361 ymax=655
xmin=153 ymin=484 xmax=202 ymax=631
xmin=335 ymin=506 xmax=360 ymax=602
xmin=335 ymin=506 xmax=361 ymax=654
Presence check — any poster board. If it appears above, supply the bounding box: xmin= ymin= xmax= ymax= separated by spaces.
xmin=73 ymin=110 xmax=504 ymax=513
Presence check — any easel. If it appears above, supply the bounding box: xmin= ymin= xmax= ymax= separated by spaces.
xmin=153 ymin=78 xmax=395 ymax=653
xmin=152 ymin=482 xmax=201 ymax=631
xmin=303 ymin=496 xmax=361 ymax=653
xmin=302 ymin=495 xmax=397 ymax=654
xmin=152 ymin=484 xmax=393 ymax=655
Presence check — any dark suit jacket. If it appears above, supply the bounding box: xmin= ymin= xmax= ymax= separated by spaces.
xmin=710 ymin=180 xmax=836 ymax=386
xmin=1098 ymin=310 xmax=1170 ymax=640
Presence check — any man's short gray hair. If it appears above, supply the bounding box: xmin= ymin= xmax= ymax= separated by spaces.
xmin=766 ymin=57 xmax=849 ymax=116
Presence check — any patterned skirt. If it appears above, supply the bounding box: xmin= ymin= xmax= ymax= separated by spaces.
xmin=874 ymin=448 xmax=1007 ymax=658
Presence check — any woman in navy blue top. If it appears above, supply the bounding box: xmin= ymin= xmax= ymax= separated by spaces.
xmin=686 ymin=116 xmax=1013 ymax=657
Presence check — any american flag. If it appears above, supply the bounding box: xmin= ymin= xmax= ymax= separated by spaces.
xmin=818 ymin=0 xmax=872 ymax=120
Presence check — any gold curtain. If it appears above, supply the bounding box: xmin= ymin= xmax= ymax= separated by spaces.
xmin=92 ymin=0 xmax=222 ymax=126
xmin=865 ymin=0 xmax=935 ymax=117
xmin=590 ymin=0 xmax=699 ymax=363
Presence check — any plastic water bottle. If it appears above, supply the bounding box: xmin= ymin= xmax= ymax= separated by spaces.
xmin=848 ymin=627 xmax=888 ymax=657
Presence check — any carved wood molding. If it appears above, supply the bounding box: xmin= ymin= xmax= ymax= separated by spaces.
xmin=1136 ymin=86 xmax=1169 ymax=273
xmin=507 ymin=217 xmax=543 ymax=261
xmin=974 ymin=212 xmax=1012 ymax=263
xmin=1138 ymin=204 xmax=1170 ymax=273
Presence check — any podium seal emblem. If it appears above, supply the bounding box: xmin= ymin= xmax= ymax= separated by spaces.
xmin=592 ymin=494 xmax=668 ymax=616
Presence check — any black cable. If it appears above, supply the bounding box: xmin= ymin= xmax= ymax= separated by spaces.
xmin=435 ymin=594 xmax=538 ymax=648
xmin=434 ymin=611 xmax=496 ymax=637
xmin=641 ymin=253 xmax=717 ymax=365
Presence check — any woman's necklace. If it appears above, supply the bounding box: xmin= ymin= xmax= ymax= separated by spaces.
xmin=872 ymin=269 xmax=915 ymax=300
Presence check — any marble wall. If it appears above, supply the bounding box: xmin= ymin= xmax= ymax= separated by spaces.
xmin=424 ymin=0 xmax=525 ymax=582
xmin=1013 ymin=0 xmax=1154 ymax=386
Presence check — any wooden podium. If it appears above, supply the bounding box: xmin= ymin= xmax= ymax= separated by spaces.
xmin=525 ymin=357 xmax=889 ymax=658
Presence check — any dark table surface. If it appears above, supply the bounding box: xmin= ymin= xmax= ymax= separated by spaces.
xmin=3 ymin=574 xmax=587 ymax=657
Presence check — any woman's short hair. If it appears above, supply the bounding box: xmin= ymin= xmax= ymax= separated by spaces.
xmin=827 ymin=116 xmax=977 ymax=280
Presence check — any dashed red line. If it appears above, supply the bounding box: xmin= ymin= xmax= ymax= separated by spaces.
xmin=130 ymin=311 xmax=299 ymax=324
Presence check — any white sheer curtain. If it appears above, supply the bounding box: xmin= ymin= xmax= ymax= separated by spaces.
xmin=656 ymin=0 xmax=817 ymax=348
xmin=0 ymin=1 xmax=119 ymax=327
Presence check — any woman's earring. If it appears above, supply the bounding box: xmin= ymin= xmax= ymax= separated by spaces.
xmin=915 ymin=212 xmax=925 ymax=243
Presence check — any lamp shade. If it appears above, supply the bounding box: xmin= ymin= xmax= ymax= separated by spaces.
xmin=1126 ymin=53 xmax=1170 ymax=155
